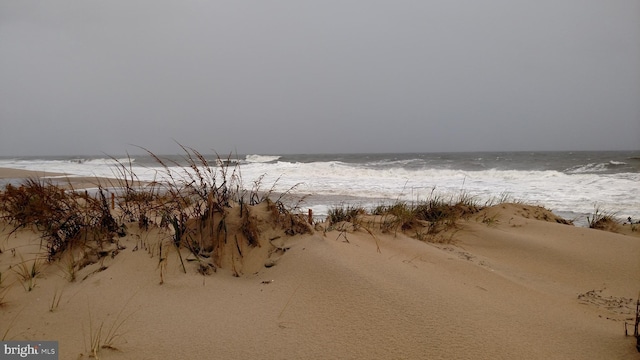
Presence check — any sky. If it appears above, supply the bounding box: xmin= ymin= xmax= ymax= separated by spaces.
xmin=1 ymin=1 xmax=639 ymax=156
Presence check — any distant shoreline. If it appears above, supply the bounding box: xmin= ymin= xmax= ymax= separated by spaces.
xmin=0 ymin=167 xmax=65 ymax=179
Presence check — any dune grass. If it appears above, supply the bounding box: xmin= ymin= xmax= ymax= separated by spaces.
xmin=0 ymin=145 xmax=311 ymax=282
xmin=12 ymin=256 xmax=44 ymax=292
xmin=363 ymin=192 xmax=482 ymax=241
xmin=328 ymin=200 xmax=454 ymax=243
xmin=49 ymin=288 xmax=63 ymax=312
xmin=85 ymin=297 xmax=136 ymax=358
xmin=587 ymin=205 xmax=619 ymax=231
xmin=0 ymin=178 xmax=121 ymax=262
xmin=327 ymin=204 xmax=367 ymax=225
xmin=327 ymin=190 xmax=578 ymax=243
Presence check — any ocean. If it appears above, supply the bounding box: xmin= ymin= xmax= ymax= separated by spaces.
xmin=1 ymin=151 xmax=639 ymax=226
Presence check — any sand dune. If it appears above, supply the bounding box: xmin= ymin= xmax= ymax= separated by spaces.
xmin=0 ymin=170 xmax=639 ymax=359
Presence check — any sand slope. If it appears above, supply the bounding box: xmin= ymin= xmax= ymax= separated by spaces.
xmin=1 ymin=204 xmax=639 ymax=359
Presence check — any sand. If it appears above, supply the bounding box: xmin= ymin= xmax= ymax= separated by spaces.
xmin=0 ymin=167 xmax=66 ymax=179
xmin=0 ymin=167 xmax=145 ymax=190
xmin=0 ymin=168 xmax=639 ymax=359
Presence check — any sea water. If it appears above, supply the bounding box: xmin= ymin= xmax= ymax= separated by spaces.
xmin=1 ymin=151 xmax=639 ymax=226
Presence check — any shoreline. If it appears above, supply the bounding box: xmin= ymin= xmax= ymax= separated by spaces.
xmin=0 ymin=167 xmax=66 ymax=179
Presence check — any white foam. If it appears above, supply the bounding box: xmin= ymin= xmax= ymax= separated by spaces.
xmin=244 ymin=154 xmax=281 ymax=163
xmin=566 ymin=160 xmax=627 ymax=174
xmin=566 ymin=163 xmax=606 ymax=173
xmin=237 ymin=161 xmax=640 ymax=221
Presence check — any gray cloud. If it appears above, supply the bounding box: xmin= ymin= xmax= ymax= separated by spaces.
xmin=1 ymin=0 xmax=638 ymax=156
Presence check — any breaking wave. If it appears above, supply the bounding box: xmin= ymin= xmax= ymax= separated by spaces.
xmin=244 ymin=155 xmax=281 ymax=163
xmin=565 ymin=161 xmax=627 ymax=174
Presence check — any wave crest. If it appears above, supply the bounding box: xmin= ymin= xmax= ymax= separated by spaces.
xmin=566 ymin=161 xmax=626 ymax=174
xmin=245 ymin=155 xmax=281 ymax=163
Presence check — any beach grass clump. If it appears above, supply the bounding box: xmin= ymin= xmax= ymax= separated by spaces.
xmin=587 ymin=206 xmax=618 ymax=231
xmin=105 ymin=154 xmax=159 ymax=229
xmin=265 ymin=199 xmax=313 ymax=236
xmin=0 ymin=179 xmax=122 ymax=261
xmin=325 ymin=194 xmax=483 ymax=241
xmin=412 ymin=197 xmax=469 ymax=235
xmin=327 ymin=204 xmax=367 ymax=225
xmin=117 ymin=185 xmax=159 ymax=230
xmin=372 ymin=202 xmax=415 ymax=233
xmin=111 ymin=146 xmax=242 ymax=272
xmin=371 ymin=193 xmax=482 ymax=237
xmin=128 ymin=145 xmax=312 ymax=275
xmin=0 ymin=178 xmax=81 ymax=233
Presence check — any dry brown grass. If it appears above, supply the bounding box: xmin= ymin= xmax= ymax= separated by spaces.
xmin=0 ymin=178 xmax=121 ymax=261
xmin=367 ymin=193 xmax=482 ymax=241
xmin=587 ymin=206 xmax=620 ymax=232
xmin=0 ymin=145 xmax=313 ymax=279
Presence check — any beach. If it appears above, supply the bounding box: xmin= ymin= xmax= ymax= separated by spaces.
xmin=0 ymin=168 xmax=639 ymax=359
xmin=3 ymin=0 xmax=640 ymax=357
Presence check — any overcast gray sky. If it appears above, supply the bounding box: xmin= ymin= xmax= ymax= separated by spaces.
xmin=1 ymin=1 xmax=638 ymax=156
